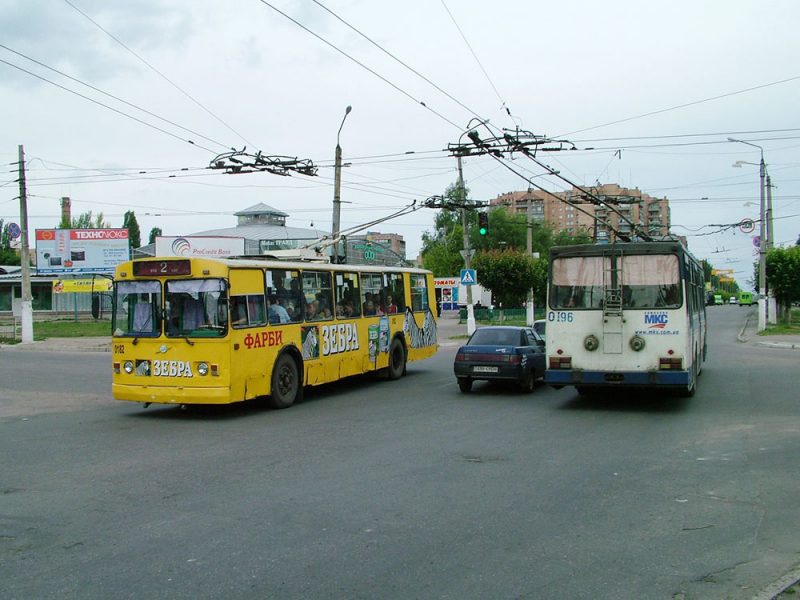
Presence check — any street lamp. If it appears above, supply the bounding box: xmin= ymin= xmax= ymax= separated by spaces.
xmin=332 ymin=105 xmax=352 ymax=263
xmin=728 ymin=137 xmax=768 ymax=331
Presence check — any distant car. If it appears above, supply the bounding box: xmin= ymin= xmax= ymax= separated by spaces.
xmin=533 ymin=319 xmax=546 ymax=340
xmin=729 ymin=296 xmax=737 ymax=305
xmin=453 ymin=326 xmax=546 ymax=393
xmin=714 ymin=294 xmax=724 ymax=305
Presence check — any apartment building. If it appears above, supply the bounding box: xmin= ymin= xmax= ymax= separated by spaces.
xmin=490 ymin=183 xmax=671 ymax=241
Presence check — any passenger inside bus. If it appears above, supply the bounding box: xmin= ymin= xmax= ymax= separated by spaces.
xmin=268 ymin=295 xmax=291 ymax=324
xmin=383 ymin=294 xmax=398 ymax=314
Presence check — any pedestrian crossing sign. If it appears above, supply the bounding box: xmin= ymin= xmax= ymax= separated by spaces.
xmin=460 ymin=269 xmax=476 ymax=285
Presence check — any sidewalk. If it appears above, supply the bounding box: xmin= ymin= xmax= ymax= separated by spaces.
xmin=737 ymin=314 xmax=800 ymax=350
xmin=0 ymin=336 xmax=111 ymax=353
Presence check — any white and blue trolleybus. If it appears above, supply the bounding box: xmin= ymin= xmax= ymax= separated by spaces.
xmin=544 ymin=241 xmax=707 ymax=396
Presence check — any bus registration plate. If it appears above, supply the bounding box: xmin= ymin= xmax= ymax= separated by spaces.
xmin=474 ymin=366 xmax=498 ymax=373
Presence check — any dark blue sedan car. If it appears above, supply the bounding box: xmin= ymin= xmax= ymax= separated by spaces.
xmin=453 ymin=326 xmax=546 ymax=393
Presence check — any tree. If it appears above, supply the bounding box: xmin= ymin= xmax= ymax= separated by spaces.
xmin=472 ymin=249 xmax=537 ymax=308
xmin=0 ymin=220 xmax=21 ymax=265
xmin=766 ymin=246 xmax=800 ymax=322
xmin=148 ymin=227 xmax=163 ymax=244
xmin=421 ymin=183 xmax=470 ymax=276
xmin=123 ymin=211 xmax=141 ymax=249
xmin=61 ymin=210 xmax=111 ymax=229
xmin=421 ymin=180 xmax=593 ymax=277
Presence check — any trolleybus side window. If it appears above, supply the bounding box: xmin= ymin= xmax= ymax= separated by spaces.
xmin=113 ymin=280 xmax=162 ymax=337
xmin=361 ymin=273 xmax=383 ymax=316
xmin=230 ymin=269 xmax=267 ymax=328
xmin=302 ymin=270 xmax=333 ymax=321
xmin=411 ymin=275 xmax=429 ymax=312
xmin=550 ymin=256 xmax=608 ymax=309
xmin=165 ymin=279 xmax=227 ymax=337
xmin=383 ymin=272 xmax=405 ymax=314
xmin=230 ymin=295 xmax=266 ymax=328
xmin=334 ymin=272 xmax=361 ymax=318
xmin=266 ymin=269 xmax=303 ymax=323
xmin=620 ymin=254 xmax=680 ymax=309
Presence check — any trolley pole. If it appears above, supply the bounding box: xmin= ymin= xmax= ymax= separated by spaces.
xmin=458 ymin=156 xmax=476 ymax=335
xmin=18 ymin=145 xmax=34 ymax=343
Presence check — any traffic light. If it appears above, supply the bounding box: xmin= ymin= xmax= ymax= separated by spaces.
xmin=478 ymin=211 xmax=489 ymax=235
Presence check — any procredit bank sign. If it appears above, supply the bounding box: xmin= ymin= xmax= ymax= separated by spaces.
xmin=35 ymin=229 xmax=130 ymax=274
xmin=155 ymin=236 xmax=245 ymax=258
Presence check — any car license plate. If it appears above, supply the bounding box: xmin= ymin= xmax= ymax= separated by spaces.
xmin=473 ymin=366 xmax=498 ymax=373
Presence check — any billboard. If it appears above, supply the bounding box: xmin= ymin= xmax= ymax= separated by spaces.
xmin=35 ymin=229 xmax=130 ymax=274
xmin=155 ymin=236 xmax=245 ymax=258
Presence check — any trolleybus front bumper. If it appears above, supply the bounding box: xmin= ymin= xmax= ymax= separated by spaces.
xmin=113 ymin=383 xmax=232 ymax=405
xmin=545 ymin=369 xmax=690 ymax=387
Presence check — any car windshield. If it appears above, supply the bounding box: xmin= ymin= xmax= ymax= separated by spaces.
xmin=468 ymin=329 xmax=521 ymax=346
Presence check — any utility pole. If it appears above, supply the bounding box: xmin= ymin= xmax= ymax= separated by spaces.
xmin=458 ymin=156 xmax=476 ymax=335
xmin=332 ymin=105 xmax=352 ymax=263
xmin=757 ymin=156 xmax=767 ymax=331
xmin=17 ymin=145 xmax=33 ymax=343
xmin=526 ymin=200 xmax=535 ymax=326
xmin=766 ymin=173 xmax=776 ymax=324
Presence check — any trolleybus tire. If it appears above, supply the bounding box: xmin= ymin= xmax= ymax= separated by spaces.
xmin=387 ymin=338 xmax=406 ymax=380
xmin=457 ymin=377 xmax=472 ymax=393
xmin=269 ymin=354 xmax=300 ymax=409
xmin=680 ymin=363 xmax=697 ymax=398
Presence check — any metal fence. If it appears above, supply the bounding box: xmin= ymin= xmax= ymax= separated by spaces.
xmin=458 ymin=307 xmax=545 ymax=324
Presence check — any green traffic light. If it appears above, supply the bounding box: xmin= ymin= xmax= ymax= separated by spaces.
xmin=479 ymin=227 xmax=487 ymax=235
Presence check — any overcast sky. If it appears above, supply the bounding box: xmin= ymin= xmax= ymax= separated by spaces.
xmin=2 ymin=0 xmax=798 ymax=287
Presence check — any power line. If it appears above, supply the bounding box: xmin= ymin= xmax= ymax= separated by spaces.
xmin=256 ymin=0 xmax=464 ymax=131
xmin=62 ymin=0 xmax=255 ymax=150
xmin=0 ymin=57 xmax=218 ymax=153
xmin=0 ymin=44 xmax=234 ymax=152
xmin=439 ymin=0 xmax=508 ymax=114
xmin=572 ymin=127 xmax=800 ymax=144
xmin=558 ymin=75 xmax=800 ymax=137
xmin=310 ymin=0 xmax=488 ymax=128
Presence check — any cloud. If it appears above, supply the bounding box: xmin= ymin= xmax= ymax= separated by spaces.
xmin=1 ymin=0 xmax=194 ymax=86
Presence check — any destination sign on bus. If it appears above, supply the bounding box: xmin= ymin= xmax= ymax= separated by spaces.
xmin=132 ymin=259 xmax=191 ymax=276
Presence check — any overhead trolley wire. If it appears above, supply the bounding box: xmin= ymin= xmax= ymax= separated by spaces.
xmin=310 ymin=0 xmax=490 ymax=129
xmin=0 ymin=44 xmax=234 ymax=153
xmin=0 ymin=58 xmax=218 ymax=154
xmin=256 ymin=0 xmax=464 ymax=131
xmin=63 ymin=0 xmax=256 ymax=151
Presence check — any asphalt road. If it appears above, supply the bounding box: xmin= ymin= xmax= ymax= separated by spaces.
xmin=1 ymin=307 xmax=798 ymax=599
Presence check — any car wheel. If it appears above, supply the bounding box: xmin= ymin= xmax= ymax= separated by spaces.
xmin=519 ymin=370 xmax=535 ymax=393
xmin=269 ymin=353 xmax=301 ymax=409
xmin=457 ymin=377 xmax=472 ymax=393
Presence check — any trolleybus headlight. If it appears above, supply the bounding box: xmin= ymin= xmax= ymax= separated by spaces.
xmin=197 ymin=362 xmax=210 ymax=376
xmin=583 ymin=334 xmax=600 ymax=351
xmin=123 ymin=360 xmax=134 ymax=374
xmin=629 ymin=335 xmax=646 ymax=352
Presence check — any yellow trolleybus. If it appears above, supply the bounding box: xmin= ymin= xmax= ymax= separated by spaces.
xmin=111 ymin=256 xmax=438 ymax=408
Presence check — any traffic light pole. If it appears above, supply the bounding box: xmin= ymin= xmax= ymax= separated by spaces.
xmin=458 ymin=156 xmax=476 ymax=335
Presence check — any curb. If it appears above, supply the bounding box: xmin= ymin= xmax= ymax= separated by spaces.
xmin=752 ymin=563 xmax=800 ymax=600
